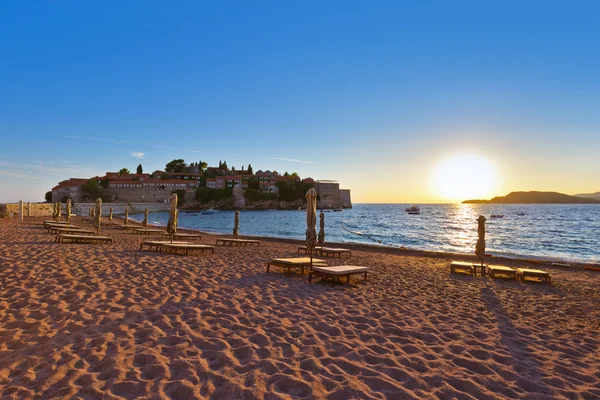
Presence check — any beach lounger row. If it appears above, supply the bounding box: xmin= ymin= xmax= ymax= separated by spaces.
xmin=298 ymin=246 xmax=351 ymax=258
xmin=216 ymin=238 xmax=261 ymax=247
xmin=450 ymin=261 xmax=551 ymax=284
xmin=134 ymin=228 xmax=165 ymax=235
xmin=50 ymin=228 xmax=96 ymax=235
xmin=55 ymin=234 xmax=113 ymax=244
xmin=161 ymin=233 xmax=202 ymax=241
xmin=139 ymin=240 xmax=215 ymax=255
xmin=266 ymin=258 xmax=327 ymax=275
xmin=266 ymin=257 xmax=370 ymax=285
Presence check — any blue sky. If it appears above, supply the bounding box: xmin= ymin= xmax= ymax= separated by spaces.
xmin=1 ymin=0 xmax=599 ymax=203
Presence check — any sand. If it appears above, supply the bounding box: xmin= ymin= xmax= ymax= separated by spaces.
xmin=1 ymin=216 xmax=599 ymax=399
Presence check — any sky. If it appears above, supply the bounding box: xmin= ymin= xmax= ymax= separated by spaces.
xmin=1 ymin=0 xmax=599 ymax=203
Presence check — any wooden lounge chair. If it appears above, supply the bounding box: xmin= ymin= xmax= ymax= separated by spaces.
xmin=119 ymin=225 xmax=143 ymax=230
xmin=297 ymin=245 xmax=323 ymax=254
xmin=45 ymin=222 xmax=79 ymax=230
xmin=44 ymin=220 xmax=68 ymax=227
xmin=487 ymin=265 xmax=518 ymax=280
xmin=266 ymin=258 xmax=327 ymax=275
xmin=216 ymin=238 xmax=261 ymax=247
xmin=55 ymin=234 xmax=113 ymax=244
xmin=160 ymin=233 xmax=203 ymax=241
xmin=47 ymin=225 xmax=81 ymax=233
xmin=309 ymin=265 xmax=370 ymax=284
xmin=159 ymin=243 xmax=215 ymax=255
xmin=140 ymin=240 xmax=192 ymax=251
xmin=516 ymin=268 xmax=551 ymax=284
xmin=317 ymin=247 xmax=352 ymax=258
xmin=134 ymin=228 xmax=166 ymax=235
xmin=450 ymin=261 xmax=486 ymax=276
xmin=50 ymin=228 xmax=96 ymax=235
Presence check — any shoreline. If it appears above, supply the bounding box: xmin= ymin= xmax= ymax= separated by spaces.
xmin=121 ymin=215 xmax=600 ymax=270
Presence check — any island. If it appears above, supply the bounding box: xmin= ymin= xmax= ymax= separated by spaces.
xmin=463 ymin=191 xmax=600 ymax=204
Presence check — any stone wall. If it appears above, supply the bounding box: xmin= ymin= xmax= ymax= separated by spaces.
xmin=0 ymin=202 xmax=54 ymax=218
xmin=0 ymin=202 xmax=170 ymax=218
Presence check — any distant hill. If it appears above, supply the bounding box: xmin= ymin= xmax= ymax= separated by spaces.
xmin=575 ymin=191 xmax=600 ymax=201
xmin=463 ymin=191 xmax=600 ymax=204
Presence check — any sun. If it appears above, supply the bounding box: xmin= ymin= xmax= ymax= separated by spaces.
xmin=430 ymin=153 xmax=499 ymax=202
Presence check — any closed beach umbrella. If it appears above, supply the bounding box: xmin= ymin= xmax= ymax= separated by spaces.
xmin=475 ymin=215 xmax=486 ymax=266
xmin=166 ymin=193 xmax=178 ymax=243
xmin=108 ymin=208 xmax=113 ymax=223
xmin=317 ymin=211 xmax=325 ymax=246
xmin=233 ymin=210 xmax=240 ymax=237
xmin=143 ymin=209 xmax=149 ymax=228
xmin=89 ymin=206 xmax=95 ymax=220
xmin=92 ymin=198 xmax=102 ymax=235
xmin=306 ymin=188 xmax=317 ymax=266
xmin=53 ymin=202 xmax=61 ymax=222
xmin=65 ymin=199 xmax=72 ymax=228
xmin=124 ymin=208 xmax=129 ymax=225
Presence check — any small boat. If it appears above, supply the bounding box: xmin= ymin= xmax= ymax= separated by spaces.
xmin=516 ymin=213 xmax=525 ymax=216
xmin=490 ymin=214 xmax=504 ymax=218
xmin=202 ymin=208 xmax=216 ymax=215
xmin=405 ymin=206 xmax=420 ymax=215
xmin=332 ymin=208 xmax=343 ymax=212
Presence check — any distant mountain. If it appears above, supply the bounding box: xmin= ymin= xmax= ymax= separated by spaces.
xmin=575 ymin=191 xmax=600 ymax=201
xmin=463 ymin=191 xmax=600 ymax=204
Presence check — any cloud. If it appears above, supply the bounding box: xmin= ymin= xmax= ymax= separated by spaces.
xmin=130 ymin=152 xmax=145 ymax=159
xmin=0 ymin=170 xmax=41 ymax=179
xmin=270 ymin=157 xmax=312 ymax=164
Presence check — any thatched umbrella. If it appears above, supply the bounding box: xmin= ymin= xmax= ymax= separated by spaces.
xmin=317 ymin=210 xmax=325 ymax=246
xmin=124 ymin=208 xmax=129 ymax=225
xmin=305 ymin=188 xmax=317 ymax=267
xmin=166 ymin=193 xmax=178 ymax=243
xmin=108 ymin=208 xmax=113 ymax=224
xmin=233 ymin=210 xmax=240 ymax=237
xmin=53 ymin=202 xmax=61 ymax=222
xmin=475 ymin=215 xmax=486 ymax=266
xmin=65 ymin=199 xmax=72 ymax=229
xmin=92 ymin=198 xmax=102 ymax=235
xmin=143 ymin=209 xmax=149 ymax=228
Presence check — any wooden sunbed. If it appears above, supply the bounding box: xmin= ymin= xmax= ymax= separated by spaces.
xmin=134 ymin=228 xmax=166 ymax=235
xmin=55 ymin=234 xmax=113 ymax=244
xmin=44 ymin=220 xmax=68 ymax=227
xmin=45 ymin=222 xmax=79 ymax=229
xmin=159 ymin=243 xmax=215 ymax=255
xmin=516 ymin=268 xmax=551 ymax=284
xmin=450 ymin=261 xmax=486 ymax=276
xmin=216 ymin=238 xmax=261 ymax=247
xmin=119 ymin=225 xmax=144 ymax=230
xmin=297 ymin=245 xmax=323 ymax=254
xmin=487 ymin=265 xmax=518 ymax=280
xmin=160 ymin=233 xmax=203 ymax=241
xmin=140 ymin=240 xmax=192 ymax=251
xmin=318 ymin=247 xmax=351 ymax=258
xmin=50 ymin=228 xmax=96 ymax=235
xmin=46 ymin=225 xmax=81 ymax=232
xmin=309 ymin=265 xmax=370 ymax=284
xmin=266 ymin=258 xmax=327 ymax=275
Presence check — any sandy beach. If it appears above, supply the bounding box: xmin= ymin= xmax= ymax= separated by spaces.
xmin=1 ymin=216 xmax=599 ymax=399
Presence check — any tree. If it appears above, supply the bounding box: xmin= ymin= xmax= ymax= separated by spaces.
xmin=284 ymin=171 xmax=289 ymax=177
xmin=231 ymin=166 xmax=235 ymax=171
xmin=81 ymin=180 xmax=102 ymax=201
xmin=218 ymin=160 xmax=222 ymax=168
xmin=221 ymin=160 xmax=228 ymax=170
xmin=198 ymin=161 xmax=208 ymax=172
xmin=247 ymin=164 xmax=253 ymax=174
xmin=118 ymin=168 xmax=130 ymax=176
xmin=137 ymin=164 xmax=143 ymax=174
xmin=45 ymin=191 xmax=52 ymax=202
xmin=165 ymin=159 xmax=187 ymax=173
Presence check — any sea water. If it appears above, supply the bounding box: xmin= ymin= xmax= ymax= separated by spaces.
xmin=130 ymin=204 xmax=600 ymax=264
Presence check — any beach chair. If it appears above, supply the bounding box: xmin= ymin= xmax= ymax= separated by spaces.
xmin=55 ymin=234 xmax=113 ymax=244
xmin=450 ymin=261 xmax=485 ymax=276
xmin=487 ymin=265 xmax=518 ymax=280
xmin=516 ymin=268 xmax=551 ymax=284
xmin=134 ymin=228 xmax=166 ymax=235
xmin=317 ymin=247 xmax=352 ymax=258
xmin=140 ymin=240 xmax=192 ymax=251
xmin=50 ymin=228 xmax=96 ymax=235
xmin=160 ymin=233 xmax=203 ymax=241
xmin=159 ymin=243 xmax=215 ymax=255
xmin=309 ymin=265 xmax=370 ymax=285
xmin=216 ymin=238 xmax=261 ymax=247
xmin=266 ymin=257 xmax=327 ymax=275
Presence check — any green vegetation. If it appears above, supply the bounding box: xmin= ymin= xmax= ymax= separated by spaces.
xmin=196 ymin=187 xmax=233 ymax=203
xmin=118 ymin=168 xmax=130 ymax=176
xmin=165 ymin=159 xmax=187 ymax=173
xmin=45 ymin=191 xmax=52 ymax=202
xmin=244 ymin=189 xmax=279 ymax=201
xmin=276 ymin=181 xmax=312 ymax=202
xmin=137 ymin=164 xmax=143 ymax=174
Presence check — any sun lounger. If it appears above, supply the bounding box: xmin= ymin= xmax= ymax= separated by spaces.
xmin=45 ymin=222 xmax=79 ymax=229
xmin=134 ymin=228 xmax=166 ymax=235
xmin=140 ymin=240 xmax=192 ymax=251
xmin=50 ymin=228 xmax=96 ymax=235
xmin=516 ymin=268 xmax=551 ymax=284
xmin=450 ymin=261 xmax=486 ymax=276
xmin=159 ymin=243 xmax=215 ymax=255
xmin=46 ymin=225 xmax=81 ymax=232
xmin=216 ymin=238 xmax=261 ymax=247
xmin=160 ymin=233 xmax=203 ymax=241
xmin=266 ymin=257 xmax=327 ymax=275
xmin=119 ymin=225 xmax=144 ymax=230
xmin=317 ymin=247 xmax=351 ymax=258
xmin=297 ymin=245 xmax=323 ymax=254
xmin=55 ymin=234 xmax=113 ymax=244
xmin=487 ymin=265 xmax=518 ymax=280
xmin=44 ymin=220 xmax=68 ymax=227
xmin=309 ymin=265 xmax=370 ymax=284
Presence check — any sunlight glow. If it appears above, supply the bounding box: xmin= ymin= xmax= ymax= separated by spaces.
xmin=430 ymin=153 xmax=499 ymax=203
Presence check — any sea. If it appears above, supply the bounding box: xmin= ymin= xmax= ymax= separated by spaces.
xmin=130 ymin=204 xmax=600 ymax=264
